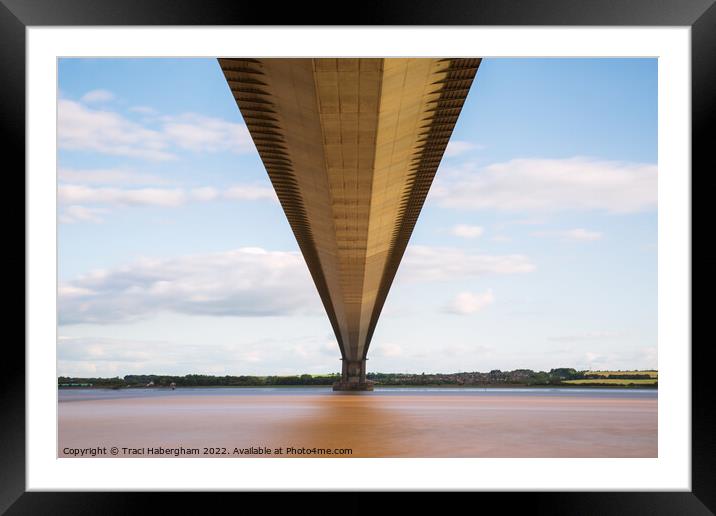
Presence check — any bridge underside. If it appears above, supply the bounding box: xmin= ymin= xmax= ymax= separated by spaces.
xmin=219 ymin=58 xmax=480 ymax=390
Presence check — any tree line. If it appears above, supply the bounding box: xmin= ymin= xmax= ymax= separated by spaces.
xmin=58 ymin=368 xmax=656 ymax=388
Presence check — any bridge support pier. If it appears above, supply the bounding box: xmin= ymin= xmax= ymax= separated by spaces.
xmin=333 ymin=359 xmax=374 ymax=391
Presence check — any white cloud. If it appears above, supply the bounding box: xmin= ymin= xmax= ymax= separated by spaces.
xmin=80 ymin=89 xmax=115 ymax=103
xmin=444 ymin=290 xmax=495 ymax=315
xmin=160 ymin=113 xmax=253 ymax=154
xmin=59 ymin=337 xmax=155 ymax=363
xmin=444 ymin=140 xmax=482 ymax=157
xmin=190 ymin=187 xmax=220 ymax=202
xmin=129 ymin=105 xmax=158 ymax=115
xmin=533 ymin=228 xmax=603 ymax=241
xmin=59 ymin=99 xmax=254 ymax=161
xmin=59 ymin=99 xmax=174 ymax=161
xmin=57 ymin=183 xmax=276 ymax=208
xmin=567 ymin=346 xmax=657 ymax=371
xmin=580 ymin=351 xmax=610 ymax=369
xmin=224 ymin=185 xmax=277 ymax=201
xmin=292 ymin=337 xmax=337 ymax=360
xmin=374 ymin=343 xmax=404 ymax=358
xmin=58 ymin=167 xmax=169 ymax=186
xmin=58 ymin=285 xmax=94 ymax=297
xmin=58 ymin=185 xmax=187 ymax=207
xmin=549 ymin=331 xmax=627 ymax=343
xmin=450 ymin=224 xmax=484 ymax=239
xmin=57 ymin=334 xmax=343 ymax=377
xmin=59 ymin=248 xmax=321 ymax=325
xmin=59 ymin=243 xmax=535 ymax=325
xmin=431 ymin=157 xmax=657 ymax=213
xmin=401 ymin=245 xmax=535 ymax=282
xmin=59 ymin=205 xmax=107 ymax=224
xmin=559 ymin=228 xmax=603 ymax=241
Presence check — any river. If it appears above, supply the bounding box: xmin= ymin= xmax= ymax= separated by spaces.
xmin=58 ymin=387 xmax=657 ymax=457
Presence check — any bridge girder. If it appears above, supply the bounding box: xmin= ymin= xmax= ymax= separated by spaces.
xmin=219 ymin=58 xmax=480 ymax=390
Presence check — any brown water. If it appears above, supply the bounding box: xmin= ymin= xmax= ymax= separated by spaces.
xmin=58 ymin=388 xmax=657 ymax=458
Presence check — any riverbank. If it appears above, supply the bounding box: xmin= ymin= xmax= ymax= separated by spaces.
xmin=59 ymin=382 xmax=658 ymax=390
xmin=58 ymin=369 xmax=659 ymax=390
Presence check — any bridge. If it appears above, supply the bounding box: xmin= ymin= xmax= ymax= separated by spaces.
xmin=219 ymin=58 xmax=480 ymax=390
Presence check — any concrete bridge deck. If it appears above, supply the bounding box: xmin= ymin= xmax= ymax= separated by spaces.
xmin=219 ymin=58 xmax=480 ymax=390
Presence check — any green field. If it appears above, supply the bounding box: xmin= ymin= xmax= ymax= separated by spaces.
xmin=589 ymin=370 xmax=658 ymax=378
xmin=563 ymin=370 xmax=658 ymax=385
xmin=564 ymin=378 xmax=657 ymax=385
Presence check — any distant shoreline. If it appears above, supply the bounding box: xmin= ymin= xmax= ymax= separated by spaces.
xmin=57 ymin=367 xmax=659 ymax=389
xmin=58 ymin=383 xmax=658 ymax=390
xmin=58 ymin=369 xmax=658 ymax=390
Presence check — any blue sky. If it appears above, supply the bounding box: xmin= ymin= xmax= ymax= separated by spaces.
xmin=57 ymin=58 xmax=657 ymax=377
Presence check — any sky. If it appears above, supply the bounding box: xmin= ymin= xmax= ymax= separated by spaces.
xmin=57 ymin=58 xmax=658 ymax=377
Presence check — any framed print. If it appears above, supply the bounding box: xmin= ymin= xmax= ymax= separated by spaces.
xmin=5 ymin=0 xmax=714 ymax=513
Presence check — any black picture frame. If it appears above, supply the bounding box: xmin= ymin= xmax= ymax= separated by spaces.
xmin=4 ymin=0 xmax=713 ymax=513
